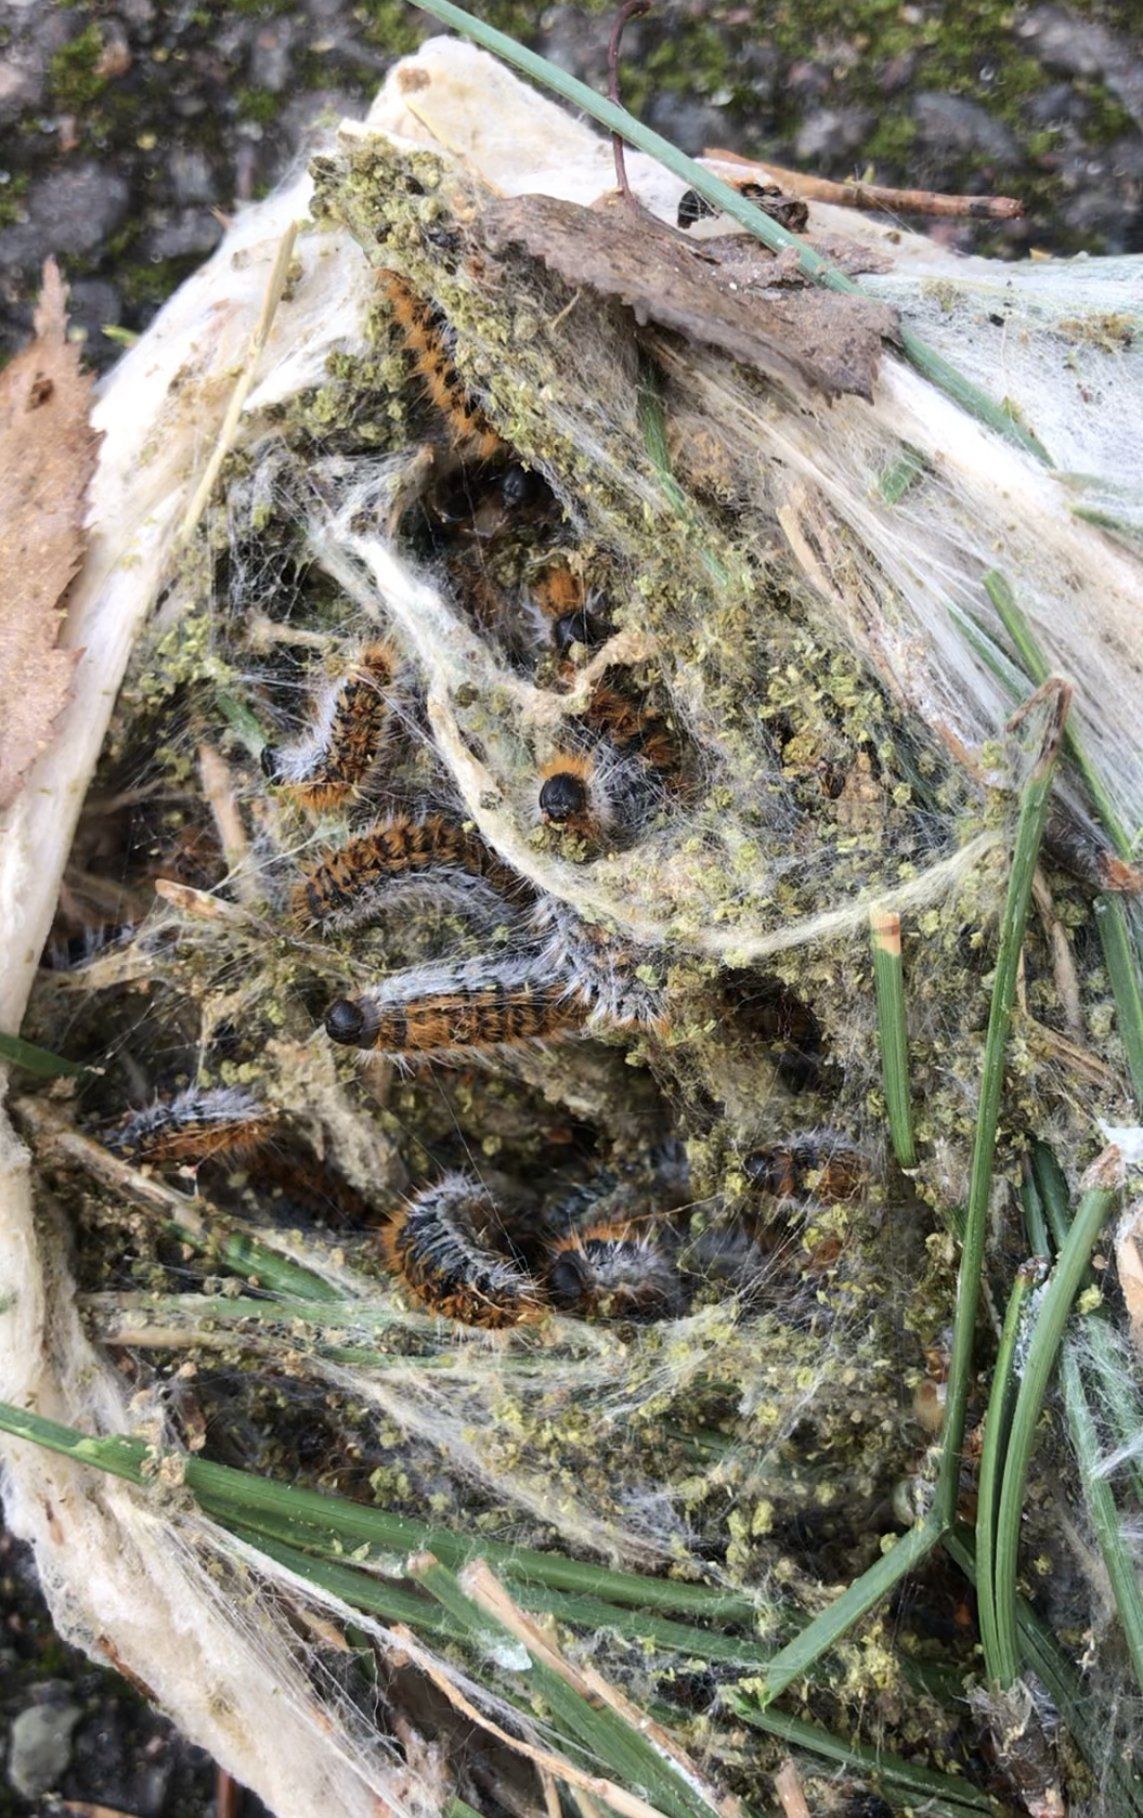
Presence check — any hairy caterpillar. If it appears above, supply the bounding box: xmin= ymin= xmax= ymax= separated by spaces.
xmin=533 ymin=900 xmax=664 ymax=1028
xmin=293 ymin=812 xmax=524 ymax=930
xmin=538 ymin=744 xmax=663 ymax=850
xmin=419 ymin=457 xmax=553 ymax=547
xmin=383 ymin=1175 xmax=544 ymax=1327
xmin=530 ymin=559 xmax=582 ymax=621
xmin=526 ymin=559 xmax=614 ymax=661
xmin=381 ymin=270 xmax=504 ymax=461
xmin=745 ymin=1133 xmax=865 ymax=1203
xmin=546 ymin=1221 xmax=682 ymax=1320
xmin=538 ymin=670 xmax=683 ymax=849
xmin=261 ymin=642 xmax=398 ymax=810
xmin=324 ymin=956 xmax=590 ymax=1062
xmin=106 ymin=1086 xmax=275 ymax=1163
xmin=585 ymin=673 xmax=681 ymax=779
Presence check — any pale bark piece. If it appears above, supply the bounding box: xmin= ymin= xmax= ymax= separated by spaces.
xmin=482 ymin=192 xmax=899 ymax=402
xmin=0 ymin=259 xmax=99 ymax=809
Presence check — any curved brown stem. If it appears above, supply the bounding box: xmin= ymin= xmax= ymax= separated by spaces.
xmin=608 ymin=0 xmax=652 ymax=203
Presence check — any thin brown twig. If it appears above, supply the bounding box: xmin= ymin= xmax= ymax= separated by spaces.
xmin=704 ymin=147 xmax=1025 ymax=219
xmin=608 ymin=0 xmax=651 ymax=203
xmin=387 ymin=1622 xmax=671 ymax=1818
xmin=1007 ymin=675 xmax=1073 ymax=780
xmin=1032 ymin=867 xmax=1084 ymax=1036
xmin=198 ymin=743 xmax=256 ymax=906
xmin=461 ymin=1561 xmax=742 ymax=1818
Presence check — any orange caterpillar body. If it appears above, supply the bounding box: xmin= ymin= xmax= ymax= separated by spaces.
xmin=531 ymin=560 xmax=583 ymax=623
xmin=262 ymin=642 xmax=397 ymax=811
xmin=106 ymin=1087 xmax=275 ymax=1164
xmin=530 ymin=560 xmax=613 ymax=659
xmin=294 ymin=813 xmax=522 ymax=930
xmin=381 ymin=270 xmax=503 ymax=461
xmin=745 ymin=1134 xmax=865 ymax=1204
xmin=324 ymin=956 xmax=589 ymax=1062
xmin=384 ymin=1175 xmax=543 ymax=1327
xmin=586 ymin=671 xmax=680 ymax=778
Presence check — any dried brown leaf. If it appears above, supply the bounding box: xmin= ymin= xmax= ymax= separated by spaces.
xmin=482 ymin=193 xmax=898 ymax=402
xmin=0 ymin=258 xmax=99 ymax=810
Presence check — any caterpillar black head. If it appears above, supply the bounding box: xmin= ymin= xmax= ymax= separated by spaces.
xmin=553 ymin=608 xmax=611 ymax=655
xmin=325 ymin=998 xmax=367 ymax=1046
xmin=540 ymin=769 xmax=589 ymax=825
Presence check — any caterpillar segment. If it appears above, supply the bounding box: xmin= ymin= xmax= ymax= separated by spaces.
xmin=324 ymin=959 xmax=590 ymax=1062
xmin=383 ymin=1175 xmax=544 ymax=1327
xmin=745 ymin=1134 xmax=865 ymax=1204
xmin=381 ymin=269 xmax=504 ymax=461
xmin=537 ymin=742 xmax=664 ymax=853
xmin=586 ymin=672 xmax=681 ymax=779
xmin=261 ymin=642 xmax=398 ymax=811
xmin=293 ymin=812 xmax=524 ymax=930
xmin=105 ymin=1087 xmax=276 ymax=1164
xmin=546 ymin=1221 xmax=682 ymax=1321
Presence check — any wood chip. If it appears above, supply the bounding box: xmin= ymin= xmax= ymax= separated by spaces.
xmin=482 ymin=192 xmax=898 ymax=402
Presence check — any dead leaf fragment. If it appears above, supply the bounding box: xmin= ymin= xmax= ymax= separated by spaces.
xmin=483 ymin=193 xmax=898 ymax=402
xmin=0 ymin=258 xmax=99 ymax=810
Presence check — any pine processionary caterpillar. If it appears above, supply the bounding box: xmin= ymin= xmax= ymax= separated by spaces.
xmin=261 ymin=642 xmax=398 ymax=811
xmin=106 ymin=1087 xmax=276 ymax=1163
xmin=533 ymin=900 xmax=664 ymax=1029
xmin=383 ymin=1175 xmax=543 ymax=1327
xmin=324 ymin=957 xmax=590 ymax=1062
xmin=381 ymin=270 xmax=504 ymax=461
xmin=293 ymin=813 xmax=523 ymax=930
xmin=531 ymin=560 xmax=583 ymax=623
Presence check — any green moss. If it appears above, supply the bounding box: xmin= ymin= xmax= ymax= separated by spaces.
xmin=0 ymin=171 xmax=29 ymax=230
xmin=47 ymin=21 xmax=107 ymax=111
xmin=234 ymin=85 xmax=283 ymax=125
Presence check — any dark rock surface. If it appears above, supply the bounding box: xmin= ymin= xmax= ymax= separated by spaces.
xmin=0 ymin=0 xmax=1139 ymax=370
